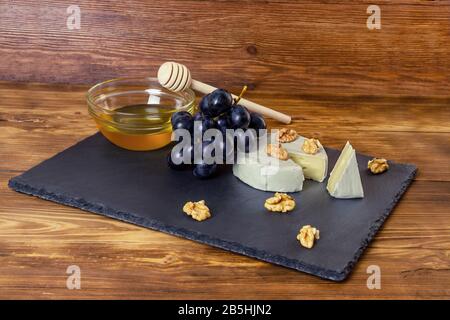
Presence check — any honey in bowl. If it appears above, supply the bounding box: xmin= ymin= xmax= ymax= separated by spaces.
xmin=87 ymin=77 xmax=196 ymax=151
xmin=96 ymin=104 xmax=172 ymax=151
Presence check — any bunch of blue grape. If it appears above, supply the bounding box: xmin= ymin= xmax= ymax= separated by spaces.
xmin=168 ymin=88 xmax=267 ymax=179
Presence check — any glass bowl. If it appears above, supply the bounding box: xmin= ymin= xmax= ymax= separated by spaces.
xmin=87 ymin=77 xmax=196 ymax=151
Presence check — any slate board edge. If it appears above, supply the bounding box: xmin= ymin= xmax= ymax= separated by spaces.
xmin=9 ymin=176 xmax=347 ymax=281
xmin=339 ymin=166 xmax=417 ymax=279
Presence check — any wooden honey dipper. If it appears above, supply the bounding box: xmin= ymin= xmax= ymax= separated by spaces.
xmin=157 ymin=61 xmax=291 ymax=124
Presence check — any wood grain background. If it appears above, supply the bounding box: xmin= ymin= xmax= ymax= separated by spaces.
xmin=0 ymin=0 xmax=449 ymax=299
xmin=1 ymin=82 xmax=449 ymax=299
xmin=0 ymin=0 xmax=449 ymax=98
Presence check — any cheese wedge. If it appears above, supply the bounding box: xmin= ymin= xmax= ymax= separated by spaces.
xmin=276 ymin=135 xmax=328 ymax=182
xmin=233 ymin=148 xmax=304 ymax=193
xmin=326 ymin=141 xmax=364 ymax=199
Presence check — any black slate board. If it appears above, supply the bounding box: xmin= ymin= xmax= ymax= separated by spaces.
xmin=9 ymin=133 xmax=417 ymax=281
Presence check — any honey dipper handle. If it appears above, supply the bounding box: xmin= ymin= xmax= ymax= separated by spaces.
xmin=190 ymin=80 xmax=292 ymax=124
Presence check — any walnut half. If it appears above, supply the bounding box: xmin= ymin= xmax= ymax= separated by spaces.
xmin=183 ymin=200 xmax=211 ymax=221
xmin=266 ymin=143 xmax=289 ymax=161
xmin=302 ymin=138 xmax=321 ymax=155
xmin=277 ymin=128 xmax=298 ymax=143
xmin=368 ymin=158 xmax=389 ymax=174
xmin=297 ymin=225 xmax=320 ymax=249
xmin=264 ymin=193 xmax=296 ymax=213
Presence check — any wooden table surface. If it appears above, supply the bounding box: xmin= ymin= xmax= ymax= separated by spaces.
xmin=0 ymin=81 xmax=449 ymax=299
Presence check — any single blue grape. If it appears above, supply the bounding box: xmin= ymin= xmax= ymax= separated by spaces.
xmin=198 ymin=94 xmax=211 ymax=116
xmin=172 ymin=114 xmax=193 ymax=132
xmin=201 ymin=89 xmax=233 ymax=117
xmin=171 ymin=111 xmax=191 ymax=126
xmin=249 ymin=112 xmax=266 ymax=130
xmin=228 ymin=104 xmax=250 ymax=129
xmin=249 ymin=112 xmax=267 ymax=137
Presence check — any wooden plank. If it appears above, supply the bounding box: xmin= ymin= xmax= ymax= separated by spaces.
xmin=0 ymin=1 xmax=448 ymax=97
xmin=1 ymin=82 xmax=449 ymax=181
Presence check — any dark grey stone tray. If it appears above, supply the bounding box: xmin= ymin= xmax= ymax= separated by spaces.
xmin=9 ymin=133 xmax=416 ymax=281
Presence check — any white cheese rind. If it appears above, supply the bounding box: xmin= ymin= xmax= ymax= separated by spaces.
xmin=326 ymin=141 xmax=364 ymax=199
xmin=271 ymin=134 xmax=328 ymax=182
xmin=232 ymin=149 xmax=304 ymax=192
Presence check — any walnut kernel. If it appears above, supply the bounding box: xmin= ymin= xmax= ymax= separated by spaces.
xmin=277 ymin=128 xmax=298 ymax=143
xmin=264 ymin=193 xmax=296 ymax=213
xmin=183 ymin=200 xmax=211 ymax=221
xmin=302 ymin=138 xmax=321 ymax=155
xmin=368 ymin=158 xmax=389 ymax=174
xmin=266 ymin=143 xmax=289 ymax=161
xmin=297 ymin=225 xmax=320 ymax=249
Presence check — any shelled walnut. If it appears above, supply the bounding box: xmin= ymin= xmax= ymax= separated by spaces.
xmin=297 ymin=225 xmax=320 ymax=249
xmin=264 ymin=193 xmax=296 ymax=213
xmin=266 ymin=143 xmax=289 ymax=160
xmin=183 ymin=200 xmax=211 ymax=221
xmin=302 ymin=138 xmax=320 ymax=155
xmin=368 ymin=158 xmax=389 ymax=174
xmin=277 ymin=128 xmax=298 ymax=143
